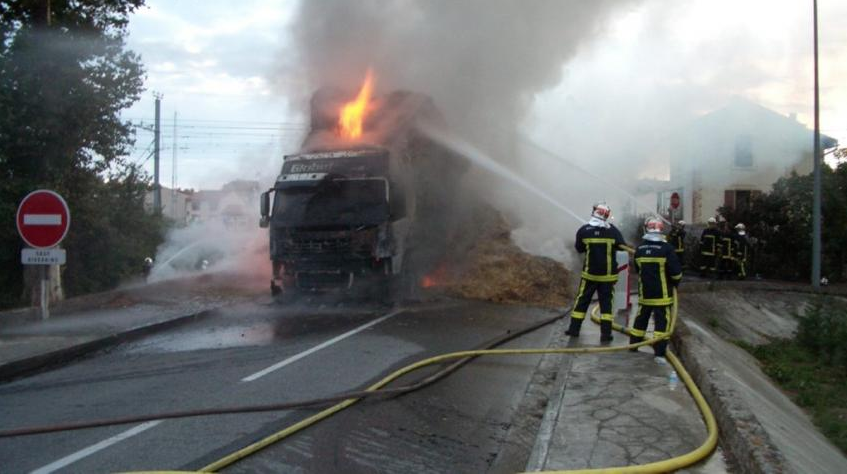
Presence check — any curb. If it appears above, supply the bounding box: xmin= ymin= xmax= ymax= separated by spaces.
xmin=0 ymin=309 xmax=215 ymax=383
xmin=490 ymin=317 xmax=567 ymax=473
xmin=673 ymin=319 xmax=789 ymax=474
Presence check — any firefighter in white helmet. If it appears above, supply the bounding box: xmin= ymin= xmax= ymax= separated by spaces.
xmin=717 ymin=215 xmax=735 ymax=279
xmin=630 ymin=217 xmax=682 ymax=360
xmin=733 ymin=223 xmax=750 ymax=279
xmin=668 ymin=220 xmax=687 ymax=269
xmin=567 ymin=202 xmax=633 ymax=342
xmin=698 ymin=217 xmax=720 ymax=277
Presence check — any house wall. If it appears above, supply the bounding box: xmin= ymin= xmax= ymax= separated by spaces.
xmin=668 ymin=100 xmax=817 ymax=223
xmin=144 ymin=187 xmax=190 ymax=224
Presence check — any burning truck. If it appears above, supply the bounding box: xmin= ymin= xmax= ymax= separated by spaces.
xmin=260 ymin=72 xmax=466 ymax=300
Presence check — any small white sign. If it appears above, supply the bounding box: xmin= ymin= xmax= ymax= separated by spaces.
xmin=22 ymin=248 xmax=66 ymax=265
xmin=24 ymin=214 xmax=63 ymax=225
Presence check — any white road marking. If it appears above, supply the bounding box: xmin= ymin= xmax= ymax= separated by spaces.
xmin=242 ymin=308 xmax=406 ymax=382
xmin=24 ymin=214 xmax=62 ymax=225
xmin=30 ymin=420 xmax=162 ymax=474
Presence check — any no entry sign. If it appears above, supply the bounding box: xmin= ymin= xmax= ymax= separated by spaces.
xmin=670 ymin=192 xmax=681 ymax=210
xmin=16 ymin=190 xmax=71 ymax=249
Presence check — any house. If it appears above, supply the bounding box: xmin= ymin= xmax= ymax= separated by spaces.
xmin=185 ymin=180 xmax=260 ymax=229
xmin=664 ymin=98 xmax=837 ymax=223
xmin=144 ymin=186 xmax=191 ymax=224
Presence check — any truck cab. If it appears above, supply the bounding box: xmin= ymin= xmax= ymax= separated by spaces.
xmin=260 ymin=147 xmax=412 ymax=298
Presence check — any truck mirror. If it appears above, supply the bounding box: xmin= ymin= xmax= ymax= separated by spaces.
xmin=259 ymin=191 xmax=270 ymax=228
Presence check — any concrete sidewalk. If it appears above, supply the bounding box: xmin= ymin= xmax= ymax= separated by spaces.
xmin=524 ymin=310 xmax=728 ymax=473
xmin=0 ymin=295 xmax=217 ymax=382
xmin=0 ymin=274 xmax=264 ymax=381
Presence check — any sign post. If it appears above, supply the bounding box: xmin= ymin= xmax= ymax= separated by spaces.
xmin=16 ymin=190 xmax=71 ymax=320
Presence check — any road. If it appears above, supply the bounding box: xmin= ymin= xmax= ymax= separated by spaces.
xmin=0 ymin=298 xmax=559 ymax=473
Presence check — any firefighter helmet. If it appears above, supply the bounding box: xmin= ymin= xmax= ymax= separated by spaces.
xmin=645 ymin=217 xmax=664 ymax=234
xmin=591 ymin=202 xmax=611 ymax=221
xmin=735 ymin=223 xmax=746 ymax=235
xmin=707 ymin=217 xmax=717 ymax=225
xmin=675 ymin=220 xmax=686 ymax=228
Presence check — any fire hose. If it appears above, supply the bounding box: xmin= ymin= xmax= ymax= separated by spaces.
xmin=2 ymin=292 xmax=718 ymax=473
xmin=197 ymin=292 xmax=716 ymax=473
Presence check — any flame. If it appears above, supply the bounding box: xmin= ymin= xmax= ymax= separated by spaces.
xmin=420 ymin=262 xmax=449 ymax=289
xmin=338 ymin=69 xmax=374 ymax=139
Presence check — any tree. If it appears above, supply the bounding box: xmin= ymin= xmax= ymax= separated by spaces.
xmin=720 ymin=163 xmax=847 ymax=281
xmin=0 ymin=0 xmax=162 ymax=308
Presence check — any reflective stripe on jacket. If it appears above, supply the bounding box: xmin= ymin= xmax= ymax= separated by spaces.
xmin=575 ymin=223 xmax=628 ymax=282
xmin=699 ymin=227 xmax=720 ymax=256
xmin=635 ymin=240 xmax=682 ymax=306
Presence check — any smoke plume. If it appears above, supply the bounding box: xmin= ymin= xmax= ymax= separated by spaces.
xmin=276 ymin=0 xmax=642 ymax=267
xmin=278 ymin=1 xmax=636 ymax=142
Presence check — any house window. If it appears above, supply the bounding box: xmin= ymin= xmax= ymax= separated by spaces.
xmin=724 ymin=189 xmax=760 ymax=210
xmin=734 ymin=135 xmax=753 ymax=167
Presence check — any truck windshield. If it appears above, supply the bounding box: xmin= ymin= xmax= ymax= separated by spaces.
xmin=272 ymin=178 xmax=389 ymax=227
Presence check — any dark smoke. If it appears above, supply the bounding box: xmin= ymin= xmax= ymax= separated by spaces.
xmin=277 ymin=0 xmax=638 ymax=140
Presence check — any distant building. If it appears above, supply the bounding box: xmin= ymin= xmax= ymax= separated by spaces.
xmin=144 ymin=186 xmax=191 ymax=224
xmin=664 ymin=98 xmax=837 ymax=223
xmin=185 ymin=180 xmax=260 ymax=229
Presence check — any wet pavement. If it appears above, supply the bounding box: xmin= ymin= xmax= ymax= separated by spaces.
xmin=1 ymin=276 xmax=844 ymax=473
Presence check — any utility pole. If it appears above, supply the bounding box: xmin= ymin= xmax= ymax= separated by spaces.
xmin=811 ymin=0 xmax=822 ymax=289
xmin=153 ymin=92 xmax=163 ymax=214
xmin=172 ymin=111 xmax=178 ymax=220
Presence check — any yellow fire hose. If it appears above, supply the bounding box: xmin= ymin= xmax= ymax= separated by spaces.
xmin=183 ymin=292 xmax=717 ymax=474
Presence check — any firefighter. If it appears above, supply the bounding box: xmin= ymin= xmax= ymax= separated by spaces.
xmin=733 ymin=223 xmax=750 ymax=280
xmin=668 ymin=220 xmax=687 ymax=269
xmin=143 ymin=257 xmax=154 ymax=278
xmin=630 ymin=218 xmax=682 ymax=359
xmin=566 ymin=202 xmax=632 ymax=342
xmin=698 ymin=217 xmax=720 ymax=277
xmin=717 ymin=216 xmax=735 ymax=279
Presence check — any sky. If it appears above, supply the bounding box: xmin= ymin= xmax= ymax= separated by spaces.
xmin=121 ymin=0 xmax=847 ymax=192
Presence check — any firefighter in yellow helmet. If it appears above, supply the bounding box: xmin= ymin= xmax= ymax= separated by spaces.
xmin=566 ymin=202 xmax=632 ymax=343
xmin=630 ymin=217 xmax=682 ymax=359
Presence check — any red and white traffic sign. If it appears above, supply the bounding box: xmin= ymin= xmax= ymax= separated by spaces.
xmin=16 ymin=190 xmax=71 ymax=249
xmin=670 ymin=192 xmax=681 ymax=210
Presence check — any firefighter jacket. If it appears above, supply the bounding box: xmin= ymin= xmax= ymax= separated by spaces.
xmin=699 ymin=226 xmax=720 ymax=256
xmin=635 ymin=236 xmax=683 ymax=306
xmin=719 ymin=229 xmax=734 ymax=260
xmin=668 ymin=227 xmax=686 ymax=255
xmin=734 ymin=233 xmax=750 ymax=261
xmin=574 ymin=223 xmax=629 ymax=282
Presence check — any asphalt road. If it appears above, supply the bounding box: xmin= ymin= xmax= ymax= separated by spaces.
xmin=0 ymin=298 xmax=559 ymax=473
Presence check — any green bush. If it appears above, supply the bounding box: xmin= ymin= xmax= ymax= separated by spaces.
xmin=797 ymin=298 xmax=847 ymax=373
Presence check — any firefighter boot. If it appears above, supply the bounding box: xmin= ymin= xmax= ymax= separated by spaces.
xmin=600 ymin=320 xmax=614 ymax=343
xmin=628 ymin=335 xmax=644 ymax=352
xmin=565 ymin=317 xmax=583 ymax=337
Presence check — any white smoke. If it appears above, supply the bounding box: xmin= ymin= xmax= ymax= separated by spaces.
xmin=275 ymin=0 xmax=845 ymax=267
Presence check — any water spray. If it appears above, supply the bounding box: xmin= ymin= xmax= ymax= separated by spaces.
xmin=511 ymin=127 xmax=671 ymax=225
xmin=419 ymin=123 xmax=586 ymax=226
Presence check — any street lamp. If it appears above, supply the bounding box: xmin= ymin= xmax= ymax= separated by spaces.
xmin=811 ymin=0 xmax=821 ymax=289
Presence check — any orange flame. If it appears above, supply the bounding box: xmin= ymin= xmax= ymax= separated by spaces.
xmin=420 ymin=262 xmax=449 ymax=289
xmin=338 ymin=69 xmax=374 ymax=139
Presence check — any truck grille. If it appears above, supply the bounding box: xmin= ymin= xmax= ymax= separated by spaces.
xmin=281 ymin=237 xmax=352 ymax=256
